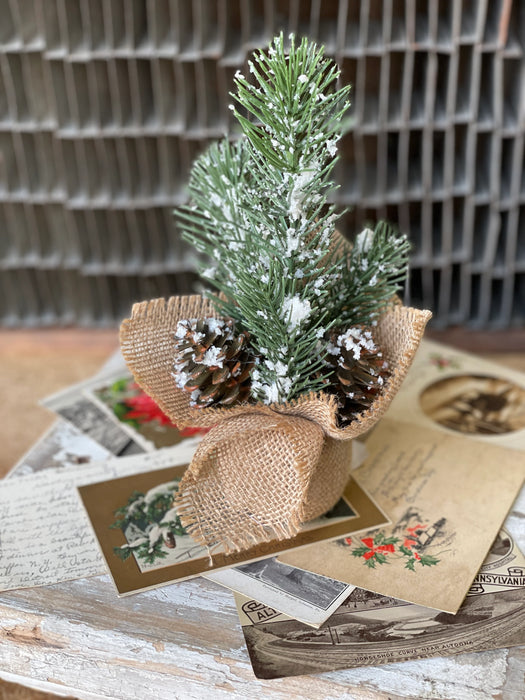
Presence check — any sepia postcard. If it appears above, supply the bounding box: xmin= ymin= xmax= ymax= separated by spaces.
xmin=78 ymin=466 xmax=389 ymax=596
xmin=387 ymin=339 xmax=525 ymax=450
xmin=42 ymin=376 xmax=146 ymax=457
xmin=279 ymin=419 xmax=524 ymax=613
xmin=237 ymin=529 xmax=525 ymax=679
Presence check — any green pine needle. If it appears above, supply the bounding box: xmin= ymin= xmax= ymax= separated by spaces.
xmin=176 ymin=33 xmax=410 ymax=405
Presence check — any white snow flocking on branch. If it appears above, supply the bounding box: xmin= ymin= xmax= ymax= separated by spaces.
xmin=354 ymin=228 xmax=375 ymax=255
xmin=337 ymin=327 xmax=377 ymax=361
xmin=281 ymin=295 xmax=312 ymax=333
xmin=143 ymin=480 xmax=179 ymax=505
xmin=288 ymin=166 xmax=318 ymax=221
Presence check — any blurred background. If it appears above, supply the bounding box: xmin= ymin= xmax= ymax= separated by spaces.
xmin=0 ymin=0 xmax=524 ymax=329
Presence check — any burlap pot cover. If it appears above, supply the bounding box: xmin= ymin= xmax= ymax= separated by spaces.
xmin=120 ymin=295 xmax=431 ymax=553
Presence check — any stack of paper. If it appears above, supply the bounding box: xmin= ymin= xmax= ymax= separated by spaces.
xmin=0 ymin=340 xmax=524 ymax=678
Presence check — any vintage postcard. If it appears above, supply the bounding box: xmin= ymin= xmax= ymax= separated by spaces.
xmin=279 ymin=419 xmax=524 ymax=613
xmin=7 ymin=419 xmax=111 ymax=479
xmin=82 ymin=370 xmax=208 ymax=450
xmin=204 ymin=443 xmax=369 ymax=627
xmin=387 ymin=339 xmax=525 ymax=450
xmin=78 ymin=467 xmax=388 ymax=596
xmin=42 ymin=376 xmax=146 ymax=457
xmin=0 ymin=444 xmax=200 ymax=593
xmin=206 ymin=558 xmax=353 ymax=628
xmin=237 ymin=528 xmax=525 ymax=679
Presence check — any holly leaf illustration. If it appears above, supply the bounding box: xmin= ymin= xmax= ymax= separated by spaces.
xmin=364 ymin=558 xmax=377 ymax=569
xmin=374 ymin=532 xmax=399 ymax=546
xmin=352 ymin=546 xmax=370 ymax=558
xmin=381 ymin=536 xmax=400 ymax=546
xmin=374 ymin=552 xmax=390 ymax=565
xmin=419 ymin=554 xmax=440 ymax=567
xmin=400 ymin=545 xmax=414 ymax=557
xmin=405 ymin=558 xmax=416 ymax=571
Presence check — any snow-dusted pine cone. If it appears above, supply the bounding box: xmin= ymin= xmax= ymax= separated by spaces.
xmin=326 ymin=327 xmax=390 ymax=426
xmin=173 ymin=318 xmax=257 ymax=408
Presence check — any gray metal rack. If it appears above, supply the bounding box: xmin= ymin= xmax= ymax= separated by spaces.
xmin=1 ymin=0 xmax=524 ymax=327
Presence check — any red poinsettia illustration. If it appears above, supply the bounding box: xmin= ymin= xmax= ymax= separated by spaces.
xmin=124 ymin=386 xmax=210 ymax=437
xmin=124 ymin=387 xmax=173 ymax=426
xmin=97 ymin=377 xmax=210 ymax=438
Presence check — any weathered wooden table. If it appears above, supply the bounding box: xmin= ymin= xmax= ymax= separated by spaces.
xmin=0 ymin=330 xmax=524 ymax=700
xmin=0 ymin=563 xmax=523 ymax=700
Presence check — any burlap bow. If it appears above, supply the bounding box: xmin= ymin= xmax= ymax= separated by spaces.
xmin=120 ymin=294 xmax=431 ymax=553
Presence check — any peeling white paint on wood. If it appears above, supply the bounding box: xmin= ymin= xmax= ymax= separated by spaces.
xmin=0 ymin=464 xmax=523 ymax=697
xmin=0 ymin=569 xmax=523 ymax=699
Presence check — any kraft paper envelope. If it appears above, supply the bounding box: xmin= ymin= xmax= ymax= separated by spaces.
xmin=279 ymin=419 xmax=524 ymax=613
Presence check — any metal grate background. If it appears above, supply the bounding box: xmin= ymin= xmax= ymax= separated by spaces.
xmin=1 ymin=0 xmax=524 ymax=328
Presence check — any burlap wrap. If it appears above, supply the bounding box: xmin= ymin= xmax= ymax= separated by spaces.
xmin=120 ymin=295 xmax=431 ymax=553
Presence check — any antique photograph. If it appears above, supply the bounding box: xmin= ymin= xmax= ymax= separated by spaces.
xmin=239 ymin=588 xmax=525 ymax=679
xmin=43 ymin=388 xmax=145 ymax=457
xmin=8 ymin=419 xmax=110 ymax=477
xmin=388 ymin=340 xmax=525 ymax=451
xmin=207 ymin=555 xmax=353 ymax=627
xmin=419 ymin=374 xmax=525 ymax=435
xmin=235 ymin=558 xmax=348 ymax=608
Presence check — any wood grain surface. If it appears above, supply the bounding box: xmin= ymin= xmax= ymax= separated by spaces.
xmin=0 ymin=328 xmax=524 ymax=700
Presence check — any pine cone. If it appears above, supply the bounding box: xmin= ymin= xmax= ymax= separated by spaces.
xmin=326 ymin=327 xmax=390 ymax=426
xmin=173 ymin=318 xmax=257 ymax=408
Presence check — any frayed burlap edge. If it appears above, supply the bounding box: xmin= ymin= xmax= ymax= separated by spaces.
xmin=174 ymin=412 xmax=333 ymax=553
xmin=120 ymin=295 xmax=431 ymax=553
xmin=120 ymin=294 xmax=431 ymax=437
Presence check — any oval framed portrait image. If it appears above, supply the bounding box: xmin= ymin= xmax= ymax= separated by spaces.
xmin=419 ymin=374 xmax=525 ymax=435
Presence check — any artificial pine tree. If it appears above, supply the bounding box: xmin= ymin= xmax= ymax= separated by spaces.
xmin=176 ymin=34 xmax=409 ymax=419
xmin=119 ymin=34 xmax=431 ymax=550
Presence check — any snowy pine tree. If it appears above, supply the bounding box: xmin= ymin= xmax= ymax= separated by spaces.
xmin=177 ymin=34 xmax=410 ymax=405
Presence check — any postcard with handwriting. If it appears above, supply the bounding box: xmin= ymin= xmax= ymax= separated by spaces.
xmin=279 ymin=419 xmax=524 ymax=613
xmin=0 ymin=445 xmax=200 ymax=592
